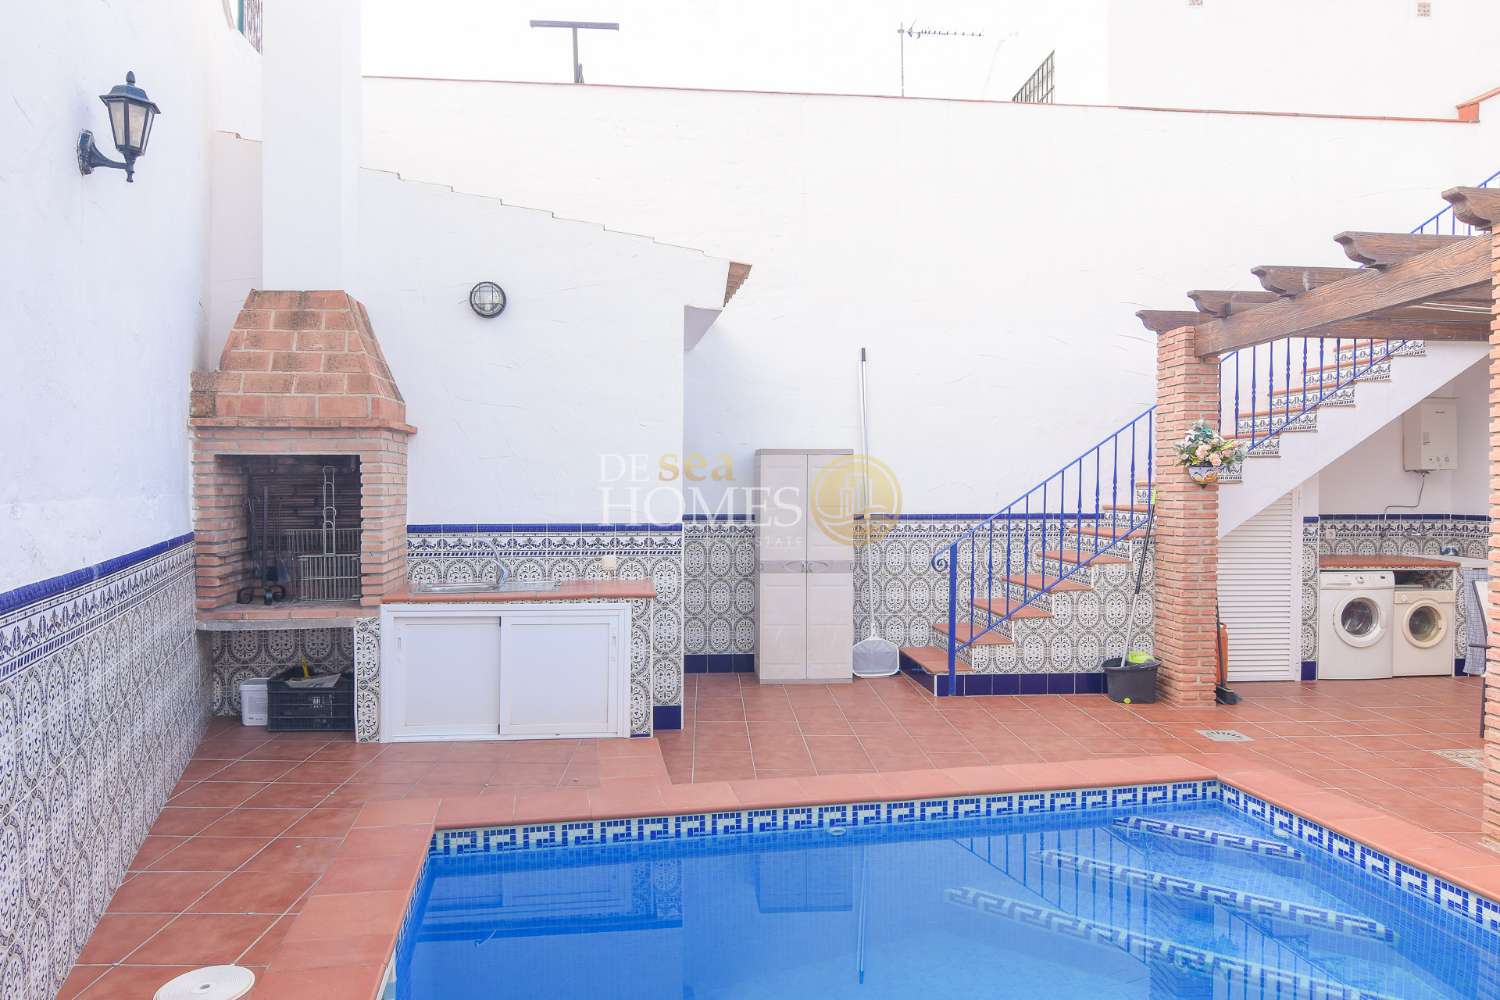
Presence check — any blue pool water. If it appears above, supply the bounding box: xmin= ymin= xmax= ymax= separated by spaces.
xmin=396 ymin=798 xmax=1498 ymax=999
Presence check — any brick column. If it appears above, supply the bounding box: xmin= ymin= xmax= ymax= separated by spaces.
xmin=1153 ymin=325 xmax=1220 ymax=707
xmin=1486 ymin=230 xmax=1500 ymax=848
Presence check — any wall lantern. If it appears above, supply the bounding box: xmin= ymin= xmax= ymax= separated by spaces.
xmin=469 ymin=282 xmax=508 ymax=318
xmin=77 ymin=71 xmax=161 ymax=183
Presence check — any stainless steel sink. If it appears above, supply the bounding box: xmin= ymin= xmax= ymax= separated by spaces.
xmin=418 ymin=580 xmax=560 ymax=594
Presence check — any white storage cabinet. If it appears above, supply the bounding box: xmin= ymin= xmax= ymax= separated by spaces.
xmin=755 ymin=449 xmax=855 ymax=683
xmin=379 ymin=603 xmax=631 ymax=741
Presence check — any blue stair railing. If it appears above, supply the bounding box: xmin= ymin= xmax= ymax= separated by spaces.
xmin=929 ymin=409 xmax=1154 ymax=686
xmin=1220 ymin=167 xmax=1500 ymax=453
xmin=924 ymin=169 xmax=1500 ymax=696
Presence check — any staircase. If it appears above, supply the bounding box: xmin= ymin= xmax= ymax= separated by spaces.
xmin=901 ymin=174 xmax=1497 ymax=695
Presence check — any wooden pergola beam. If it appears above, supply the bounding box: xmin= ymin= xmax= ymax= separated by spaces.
xmin=1137 ymin=310 xmax=1212 ymax=333
xmin=1442 ymin=187 xmax=1500 ymax=229
xmin=1194 ymin=237 xmax=1491 ymax=355
xmin=1252 ymin=265 xmax=1363 ymax=296
xmin=1186 ymin=290 xmax=1278 ymax=317
xmin=1334 ymin=232 xmax=1465 ymax=267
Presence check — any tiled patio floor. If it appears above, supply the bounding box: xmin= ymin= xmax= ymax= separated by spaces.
xmin=59 ymin=725 xmax=666 ymax=999
xmin=664 ymin=672 xmax=1488 ymax=845
xmin=62 ymin=672 xmax=1487 ymax=997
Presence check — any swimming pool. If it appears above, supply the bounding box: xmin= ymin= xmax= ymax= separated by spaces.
xmin=393 ymin=782 xmax=1499 ymax=999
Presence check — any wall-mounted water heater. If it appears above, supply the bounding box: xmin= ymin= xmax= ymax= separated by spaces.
xmin=1402 ymin=396 xmax=1457 ymax=471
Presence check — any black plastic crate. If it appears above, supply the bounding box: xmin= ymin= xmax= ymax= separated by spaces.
xmin=267 ymin=668 xmax=354 ymax=732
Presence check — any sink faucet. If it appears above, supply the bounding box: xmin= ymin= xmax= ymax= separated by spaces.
xmin=491 ymin=562 xmax=512 ymax=586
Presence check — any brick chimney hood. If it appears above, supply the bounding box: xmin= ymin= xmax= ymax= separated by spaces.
xmin=190 ymin=290 xmax=411 ymax=431
xmin=189 ymin=290 xmax=414 ymax=615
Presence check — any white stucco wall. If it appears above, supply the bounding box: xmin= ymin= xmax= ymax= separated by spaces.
xmin=0 ymin=1 xmax=260 ymax=592
xmin=1102 ymin=0 xmax=1500 ymax=119
xmin=1316 ymin=358 xmax=1489 ymax=517
xmin=208 ymin=137 xmax=728 ymax=524
xmin=363 ymin=78 xmax=1496 ymax=515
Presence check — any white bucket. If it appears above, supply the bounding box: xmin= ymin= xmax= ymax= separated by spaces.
xmin=239 ymin=678 xmax=269 ymax=727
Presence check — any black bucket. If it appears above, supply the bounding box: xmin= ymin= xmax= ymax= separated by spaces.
xmin=1102 ymin=656 xmax=1160 ymax=704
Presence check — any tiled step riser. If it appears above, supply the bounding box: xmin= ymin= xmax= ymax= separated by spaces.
xmin=1258 ymin=384 xmax=1358 ymax=411
xmin=1236 ymin=410 xmax=1316 ymax=437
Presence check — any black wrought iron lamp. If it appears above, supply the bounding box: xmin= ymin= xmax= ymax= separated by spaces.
xmin=77 ymin=71 xmax=161 ymax=183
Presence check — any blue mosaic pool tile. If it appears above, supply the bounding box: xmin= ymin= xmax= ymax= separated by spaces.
xmin=1221 ymin=783 xmax=1500 ymax=936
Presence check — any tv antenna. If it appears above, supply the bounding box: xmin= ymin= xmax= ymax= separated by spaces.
xmin=896 ymin=23 xmax=984 ymax=97
xmin=530 ymin=19 xmax=620 ymax=83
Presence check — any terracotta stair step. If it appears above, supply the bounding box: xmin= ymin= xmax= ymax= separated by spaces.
xmin=900 ymin=646 xmax=973 ymax=674
xmin=1101 ymin=504 xmax=1152 ymax=514
xmin=931 ymin=620 xmax=1014 ymax=645
xmin=1000 ymin=573 xmax=1092 ymax=592
xmin=969 ymin=600 xmax=1053 ymax=619
xmin=1040 ymin=548 xmax=1129 ymax=566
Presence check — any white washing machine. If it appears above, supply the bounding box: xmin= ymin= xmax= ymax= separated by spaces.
xmin=1318 ymin=571 xmax=1395 ymax=679
xmin=1393 ymin=586 xmax=1455 ymax=676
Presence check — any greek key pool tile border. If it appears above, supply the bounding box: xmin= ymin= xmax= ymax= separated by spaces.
xmin=1221 ymin=783 xmax=1500 ymax=937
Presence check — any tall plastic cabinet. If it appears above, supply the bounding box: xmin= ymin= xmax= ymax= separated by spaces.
xmin=755 ymin=449 xmax=854 ymax=683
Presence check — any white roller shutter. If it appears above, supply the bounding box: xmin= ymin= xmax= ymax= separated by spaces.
xmin=1218 ymin=492 xmax=1300 ymax=682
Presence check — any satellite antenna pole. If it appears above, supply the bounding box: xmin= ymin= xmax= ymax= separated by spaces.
xmin=529 ymin=19 xmax=620 ymax=83
xmin=896 ymin=23 xmax=984 ymax=97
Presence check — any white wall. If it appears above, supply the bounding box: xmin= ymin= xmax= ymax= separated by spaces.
xmin=1103 ymin=0 xmax=1500 ymax=119
xmin=0 ymin=0 xmax=260 ymax=592
xmin=1317 ymin=358 xmax=1489 ymax=516
xmin=361 ymin=0 xmax=1500 ymax=117
xmin=208 ymin=137 xmax=728 ymax=524
xmin=363 ymin=78 xmax=1495 ymax=515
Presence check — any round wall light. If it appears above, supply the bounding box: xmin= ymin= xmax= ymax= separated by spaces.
xmin=469 ymin=281 xmax=507 ymax=318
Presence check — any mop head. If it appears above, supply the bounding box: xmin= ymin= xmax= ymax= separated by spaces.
xmin=852 ymin=635 xmax=900 ymax=677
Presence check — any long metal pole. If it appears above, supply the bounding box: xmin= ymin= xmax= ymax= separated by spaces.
xmin=572 ymin=27 xmax=581 ymax=82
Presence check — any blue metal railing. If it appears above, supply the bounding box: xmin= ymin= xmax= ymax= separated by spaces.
xmin=929 ymin=408 xmax=1154 ymax=686
xmin=1219 ymin=167 xmax=1500 ymax=455
xmin=924 ymin=168 xmax=1499 ymax=695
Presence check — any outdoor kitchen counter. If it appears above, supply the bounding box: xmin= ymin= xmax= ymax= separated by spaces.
xmin=1317 ymin=555 xmax=1460 ymax=570
xmin=383 ymin=580 xmax=659 ymax=603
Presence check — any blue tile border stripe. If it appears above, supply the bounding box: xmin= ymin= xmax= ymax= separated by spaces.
xmin=426 ymin=778 xmax=1500 ymax=939
xmin=0 ymin=531 xmax=194 ymax=616
xmin=407 ymin=522 xmax=683 ymax=534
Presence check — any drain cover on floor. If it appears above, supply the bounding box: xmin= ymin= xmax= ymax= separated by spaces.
xmin=1197 ymin=729 xmax=1253 ymax=743
xmin=155 ymin=966 xmax=255 ymax=1000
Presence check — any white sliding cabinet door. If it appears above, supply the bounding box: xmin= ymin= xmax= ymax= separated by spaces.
xmin=499 ymin=612 xmax=627 ymax=738
xmin=389 ymin=614 xmax=502 ymax=739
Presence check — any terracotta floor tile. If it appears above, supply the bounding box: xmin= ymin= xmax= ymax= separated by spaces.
xmin=295 ymin=890 xmax=410 ymax=941
xmin=242 ymin=837 xmax=347 ymax=874
xmin=692 ymin=752 xmax=757 ymax=781
xmin=76 ymin=913 xmax=173 ymax=964
xmin=127 ymin=913 xmax=276 ymax=966
xmin=212 ymin=759 xmax=299 ymax=782
xmin=239 ymin=912 xmax=297 ymax=966
xmin=169 ymin=781 xmax=269 ymax=808
xmin=242 ymin=782 xmax=339 ymax=809
xmin=320 ymin=782 xmax=418 ymax=809
xmin=148 ymin=836 xmax=273 ymax=872
xmin=55 ymin=965 xmax=107 ymax=999
xmin=189 ymin=870 xmax=319 ymax=914
xmin=200 ymin=807 xmax=308 ymax=839
xmin=106 ymin=871 xmax=225 ymax=914
xmin=694 ymin=722 xmax=752 ymax=753
xmin=284 ymin=807 xmax=361 ymax=838
xmin=150 ymin=806 xmax=231 ymax=837
xmin=129 ymin=835 xmax=187 ymax=870
xmin=75 ymin=964 xmax=198 ymax=999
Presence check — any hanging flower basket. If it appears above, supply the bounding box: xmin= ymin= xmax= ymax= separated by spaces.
xmin=1174 ymin=420 xmax=1245 ymax=486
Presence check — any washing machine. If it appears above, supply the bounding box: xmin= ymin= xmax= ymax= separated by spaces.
xmin=1393 ymin=585 xmax=1455 ymax=676
xmin=1318 ymin=571 xmax=1395 ymax=679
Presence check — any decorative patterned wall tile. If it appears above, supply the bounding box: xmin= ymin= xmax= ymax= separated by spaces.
xmin=682 ymin=520 xmax=755 ymax=656
xmin=207 ymin=628 xmax=354 ymax=715
xmin=677 ymin=515 xmax=1153 ymax=678
xmin=406 ymin=527 xmax=681 ymax=736
xmin=0 ymin=539 xmax=202 ymax=1000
